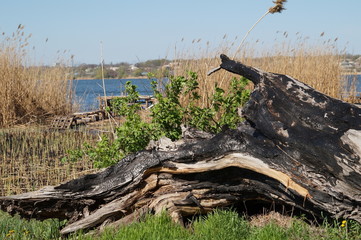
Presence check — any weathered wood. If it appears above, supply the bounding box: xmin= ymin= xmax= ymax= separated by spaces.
xmin=1 ymin=54 xmax=361 ymax=235
xmin=98 ymin=95 xmax=156 ymax=112
xmin=51 ymin=110 xmax=106 ymax=129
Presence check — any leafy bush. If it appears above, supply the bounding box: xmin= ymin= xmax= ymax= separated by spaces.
xmin=151 ymin=71 xmax=250 ymax=138
xmin=188 ymin=75 xmax=250 ymax=133
xmin=65 ymin=72 xmax=250 ymax=168
xmin=150 ymin=72 xmax=199 ymax=140
xmin=65 ymin=82 xmax=158 ymax=168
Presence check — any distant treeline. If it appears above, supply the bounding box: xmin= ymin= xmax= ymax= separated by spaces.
xmin=73 ymin=59 xmax=172 ymax=79
xmin=66 ymin=53 xmax=361 ymax=80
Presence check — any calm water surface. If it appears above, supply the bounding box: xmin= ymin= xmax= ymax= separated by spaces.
xmin=342 ymin=74 xmax=361 ymax=98
xmin=73 ymin=75 xmax=361 ymax=111
xmin=73 ymin=78 xmax=154 ymax=111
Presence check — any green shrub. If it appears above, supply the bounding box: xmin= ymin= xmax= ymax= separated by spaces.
xmin=65 ymin=72 xmax=250 ymax=168
xmin=65 ymin=81 xmax=158 ymax=168
xmin=150 ymin=72 xmax=199 ymax=140
xmin=151 ymin=71 xmax=250 ymax=138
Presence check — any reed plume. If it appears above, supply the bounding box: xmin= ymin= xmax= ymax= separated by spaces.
xmin=233 ymin=0 xmax=287 ymax=59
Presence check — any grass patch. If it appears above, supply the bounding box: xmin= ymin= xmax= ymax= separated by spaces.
xmin=2 ymin=209 xmax=361 ymax=239
xmin=191 ymin=209 xmax=250 ymax=240
xmin=0 ymin=211 xmax=65 ymax=240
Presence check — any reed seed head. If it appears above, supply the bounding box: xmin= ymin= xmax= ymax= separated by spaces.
xmin=269 ymin=0 xmax=287 ymax=13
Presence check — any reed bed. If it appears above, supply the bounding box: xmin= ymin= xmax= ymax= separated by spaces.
xmin=0 ymin=127 xmax=97 ymax=196
xmin=0 ymin=27 xmax=95 ymax=195
xmin=0 ymin=25 xmax=73 ymax=127
xmin=173 ymin=32 xmax=351 ymax=108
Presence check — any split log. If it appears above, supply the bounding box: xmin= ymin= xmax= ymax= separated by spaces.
xmin=1 ymin=54 xmax=361 ymax=235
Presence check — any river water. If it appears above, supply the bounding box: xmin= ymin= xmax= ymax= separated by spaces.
xmin=73 ymin=78 xmax=154 ymax=111
xmin=343 ymin=74 xmax=361 ymax=92
xmin=73 ymin=75 xmax=361 ymax=112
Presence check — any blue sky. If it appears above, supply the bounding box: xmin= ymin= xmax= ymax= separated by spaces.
xmin=1 ymin=0 xmax=360 ymax=65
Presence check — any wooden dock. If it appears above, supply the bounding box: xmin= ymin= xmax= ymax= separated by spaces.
xmin=97 ymin=95 xmax=155 ymax=111
xmin=50 ymin=110 xmax=106 ymax=129
xmin=51 ymin=95 xmax=155 ymax=129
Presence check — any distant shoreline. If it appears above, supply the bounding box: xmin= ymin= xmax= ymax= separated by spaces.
xmin=74 ymin=76 xmax=148 ymax=80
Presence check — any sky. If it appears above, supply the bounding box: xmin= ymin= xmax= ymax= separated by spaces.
xmin=1 ymin=0 xmax=360 ymax=65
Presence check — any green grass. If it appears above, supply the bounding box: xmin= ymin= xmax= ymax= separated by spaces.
xmin=0 ymin=210 xmax=65 ymax=240
xmin=2 ymin=209 xmax=361 ymax=240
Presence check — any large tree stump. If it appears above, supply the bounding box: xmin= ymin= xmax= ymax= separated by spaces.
xmin=1 ymin=54 xmax=361 ymax=235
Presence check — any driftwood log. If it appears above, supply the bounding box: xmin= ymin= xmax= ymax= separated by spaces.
xmin=1 ymin=54 xmax=361 ymax=235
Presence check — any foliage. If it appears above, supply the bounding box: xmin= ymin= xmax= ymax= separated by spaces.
xmin=132 ymin=68 xmax=145 ymax=77
xmin=152 ymin=71 xmax=250 ymax=137
xmin=72 ymin=59 xmax=172 ymax=79
xmin=110 ymin=82 xmax=157 ymax=154
xmin=65 ymin=72 xmax=250 ymax=168
xmin=64 ymin=134 xmax=123 ymax=169
xmin=94 ymin=66 xmax=105 ymax=79
xmin=188 ymin=75 xmax=250 ymax=133
xmin=65 ymin=82 xmax=157 ymax=168
xmin=150 ymin=74 xmax=193 ymax=140
xmin=83 ymin=137 xmax=121 ymax=169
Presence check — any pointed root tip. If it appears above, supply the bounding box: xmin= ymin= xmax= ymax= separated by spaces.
xmin=207 ymin=66 xmax=221 ymax=76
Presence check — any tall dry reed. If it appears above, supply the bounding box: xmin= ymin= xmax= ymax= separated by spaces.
xmin=0 ymin=25 xmax=73 ymax=127
xmin=171 ymin=0 xmax=355 ymax=106
xmin=173 ymin=32 xmax=348 ymax=108
xmin=0 ymin=127 xmax=97 ymax=196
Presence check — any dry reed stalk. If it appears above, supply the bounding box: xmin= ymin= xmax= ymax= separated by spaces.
xmin=233 ymin=0 xmax=287 ymax=59
xmin=173 ymin=31 xmax=348 ymax=110
xmin=245 ymin=37 xmax=343 ymax=99
xmin=171 ymin=0 xmax=354 ymax=107
xmin=0 ymin=26 xmax=74 ymax=127
xmin=172 ymin=38 xmax=244 ymax=110
xmin=0 ymin=127 xmax=97 ymax=196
